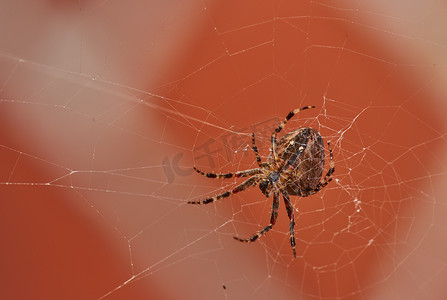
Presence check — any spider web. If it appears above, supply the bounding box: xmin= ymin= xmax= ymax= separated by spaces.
xmin=1 ymin=0 xmax=447 ymax=299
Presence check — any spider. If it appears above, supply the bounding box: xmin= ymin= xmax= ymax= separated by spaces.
xmin=188 ymin=106 xmax=334 ymax=257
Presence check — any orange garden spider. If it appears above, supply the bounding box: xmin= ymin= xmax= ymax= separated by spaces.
xmin=189 ymin=106 xmax=334 ymax=257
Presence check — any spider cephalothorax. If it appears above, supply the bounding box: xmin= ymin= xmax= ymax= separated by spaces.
xmin=189 ymin=106 xmax=334 ymax=257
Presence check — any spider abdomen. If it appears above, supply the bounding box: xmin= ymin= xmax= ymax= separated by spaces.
xmin=276 ymin=127 xmax=325 ymax=196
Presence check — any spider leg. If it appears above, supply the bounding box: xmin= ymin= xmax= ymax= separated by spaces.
xmin=309 ymin=141 xmax=335 ymax=195
xmin=282 ymin=190 xmax=296 ymax=257
xmin=193 ymin=166 xmax=261 ymax=179
xmin=251 ymin=133 xmax=262 ymax=167
xmin=188 ymin=175 xmax=261 ymax=204
xmin=233 ymin=191 xmax=280 ymax=243
xmin=271 ymin=106 xmax=315 ymax=163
